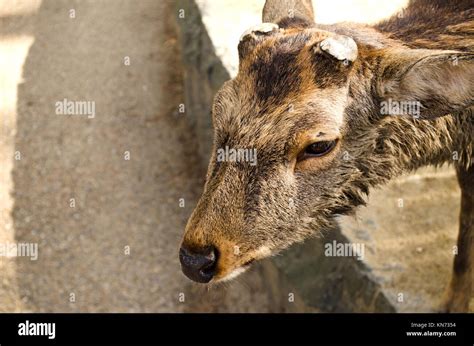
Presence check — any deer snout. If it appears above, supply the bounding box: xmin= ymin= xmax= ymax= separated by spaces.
xmin=179 ymin=245 xmax=218 ymax=283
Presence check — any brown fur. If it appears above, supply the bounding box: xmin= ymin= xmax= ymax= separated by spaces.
xmin=180 ymin=0 xmax=474 ymax=311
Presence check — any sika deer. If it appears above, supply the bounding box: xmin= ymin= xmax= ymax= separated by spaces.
xmin=179 ymin=0 xmax=474 ymax=312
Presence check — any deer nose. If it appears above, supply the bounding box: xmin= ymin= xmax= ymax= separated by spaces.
xmin=179 ymin=245 xmax=217 ymax=283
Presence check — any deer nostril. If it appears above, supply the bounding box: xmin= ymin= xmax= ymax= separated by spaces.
xmin=179 ymin=245 xmax=218 ymax=283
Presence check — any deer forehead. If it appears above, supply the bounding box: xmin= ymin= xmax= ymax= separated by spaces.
xmin=213 ymin=85 xmax=346 ymax=152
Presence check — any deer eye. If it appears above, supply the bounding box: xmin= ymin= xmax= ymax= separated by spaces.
xmin=298 ymin=140 xmax=337 ymax=161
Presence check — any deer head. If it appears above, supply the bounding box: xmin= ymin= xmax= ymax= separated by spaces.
xmin=179 ymin=1 xmax=474 ymax=283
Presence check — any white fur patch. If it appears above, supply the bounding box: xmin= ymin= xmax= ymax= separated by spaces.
xmin=217 ymin=266 xmax=249 ymax=282
xmin=253 ymin=245 xmax=272 ymax=258
xmin=214 ymin=246 xmax=273 ymax=283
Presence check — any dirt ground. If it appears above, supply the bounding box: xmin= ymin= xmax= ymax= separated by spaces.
xmin=0 ymin=0 xmax=270 ymax=312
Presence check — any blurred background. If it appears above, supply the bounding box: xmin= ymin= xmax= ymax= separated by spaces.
xmin=0 ymin=0 xmax=467 ymax=312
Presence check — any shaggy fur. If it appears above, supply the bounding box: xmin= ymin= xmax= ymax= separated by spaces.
xmin=180 ymin=0 xmax=474 ymax=312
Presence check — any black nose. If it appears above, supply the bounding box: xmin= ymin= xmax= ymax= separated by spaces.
xmin=179 ymin=245 xmax=217 ymax=283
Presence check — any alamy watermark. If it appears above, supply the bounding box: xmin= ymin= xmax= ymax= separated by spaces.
xmin=380 ymin=98 xmax=421 ymax=118
xmin=0 ymin=242 xmax=38 ymax=261
xmin=324 ymin=240 xmax=365 ymax=261
xmin=18 ymin=320 xmax=55 ymax=339
xmin=216 ymin=146 xmax=257 ymax=166
xmin=55 ymin=98 xmax=95 ymax=119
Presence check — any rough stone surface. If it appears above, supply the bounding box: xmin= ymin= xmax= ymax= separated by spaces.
xmin=341 ymin=167 xmax=473 ymax=312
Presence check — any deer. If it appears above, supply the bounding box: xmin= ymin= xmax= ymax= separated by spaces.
xmin=179 ymin=0 xmax=473 ymax=312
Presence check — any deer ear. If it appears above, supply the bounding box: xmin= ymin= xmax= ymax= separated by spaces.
xmin=377 ymin=50 xmax=474 ymax=119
